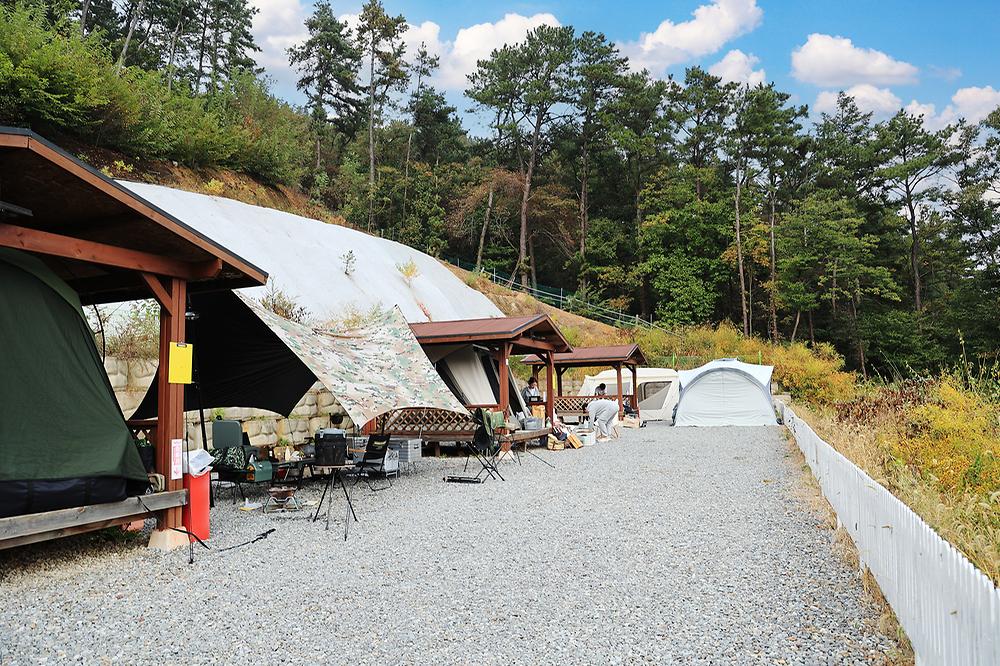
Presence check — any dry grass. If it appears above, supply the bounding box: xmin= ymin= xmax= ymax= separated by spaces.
xmin=793 ymin=400 xmax=1000 ymax=586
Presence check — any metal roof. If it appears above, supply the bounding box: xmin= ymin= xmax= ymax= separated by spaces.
xmin=409 ymin=314 xmax=571 ymax=352
xmin=522 ymin=343 xmax=646 ymax=367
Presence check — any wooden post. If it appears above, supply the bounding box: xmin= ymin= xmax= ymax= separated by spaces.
xmin=498 ymin=342 xmax=511 ymax=416
xmin=630 ymin=364 xmax=639 ymax=413
xmin=153 ymin=277 xmax=186 ymax=537
xmin=556 ymin=367 xmax=565 ymax=397
xmin=545 ymin=352 xmax=555 ymax=423
xmin=615 ymin=363 xmax=624 ymax=418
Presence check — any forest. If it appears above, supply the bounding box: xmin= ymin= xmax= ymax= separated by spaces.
xmin=1 ymin=0 xmax=998 ymax=376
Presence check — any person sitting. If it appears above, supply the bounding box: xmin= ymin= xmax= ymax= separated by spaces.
xmin=586 ymin=398 xmax=620 ymax=442
xmin=521 ymin=376 xmax=541 ymax=405
xmin=594 ymin=382 xmax=608 ymax=396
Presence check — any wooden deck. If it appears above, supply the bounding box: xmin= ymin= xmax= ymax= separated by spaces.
xmin=0 ymin=490 xmax=188 ymax=550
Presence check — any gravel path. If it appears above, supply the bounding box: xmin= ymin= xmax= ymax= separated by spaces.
xmin=1 ymin=425 xmax=892 ymax=664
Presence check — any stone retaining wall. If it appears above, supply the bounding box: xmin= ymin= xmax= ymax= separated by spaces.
xmin=104 ymin=356 xmax=350 ymax=451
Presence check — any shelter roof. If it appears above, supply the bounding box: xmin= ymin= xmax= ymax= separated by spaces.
xmin=521 ymin=343 xmax=646 ymax=368
xmin=0 ymin=127 xmax=266 ymax=303
xmin=410 ymin=314 xmax=571 ymax=353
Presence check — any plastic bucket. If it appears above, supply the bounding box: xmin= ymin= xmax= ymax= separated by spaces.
xmin=182 ymin=470 xmax=211 ymax=543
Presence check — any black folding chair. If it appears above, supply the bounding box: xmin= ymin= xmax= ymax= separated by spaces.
xmin=353 ymin=434 xmax=394 ymax=491
xmin=445 ymin=408 xmax=504 ymax=483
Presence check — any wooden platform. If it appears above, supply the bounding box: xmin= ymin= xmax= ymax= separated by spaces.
xmin=0 ymin=490 xmax=188 ymax=550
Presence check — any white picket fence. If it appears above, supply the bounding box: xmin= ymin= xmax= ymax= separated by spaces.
xmin=782 ymin=405 xmax=1000 ymax=666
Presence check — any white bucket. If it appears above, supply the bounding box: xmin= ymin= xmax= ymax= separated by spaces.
xmin=577 ymin=430 xmax=596 ymax=447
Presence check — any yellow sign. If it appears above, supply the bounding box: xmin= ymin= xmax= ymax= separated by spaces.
xmin=168 ymin=342 xmax=193 ymax=384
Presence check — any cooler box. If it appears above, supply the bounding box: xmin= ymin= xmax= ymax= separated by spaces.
xmin=182 ymin=469 xmax=211 ymax=543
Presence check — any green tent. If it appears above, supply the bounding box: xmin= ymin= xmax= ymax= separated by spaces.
xmin=0 ymin=249 xmax=147 ymax=518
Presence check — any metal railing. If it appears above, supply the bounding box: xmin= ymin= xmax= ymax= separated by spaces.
xmin=448 ymin=257 xmax=671 ymax=332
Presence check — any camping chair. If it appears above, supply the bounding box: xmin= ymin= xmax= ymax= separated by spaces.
xmin=209 ymin=419 xmax=272 ymax=502
xmin=446 ymin=408 xmax=504 ymax=483
xmin=353 ymin=434 xmax=395 ymax=491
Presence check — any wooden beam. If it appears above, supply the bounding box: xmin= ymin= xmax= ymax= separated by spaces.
xmin=155 ymin=278 xmax=187 ymax=531
xmin=615 ymin=363 xmax=624 ymax=418
xmin=140 ymin=272 xmax=173 ymax=314
xmin=556 ymin=367 xmax=564 ymax=396
xmin=0 ymin=490 xmax=188 ymax=548
xmin=25 ymin=138 xmax=266 ymax=286
xmin=498 ymin=342 xmax=511 ymax=417
xmin=545 ymin=351 xmax=555 ymax=423
xmin=0 ymin=223 xmax=222 ymax=279
xmin=0 ymin=134 xmax=29 ymax=148
xmin=509 ymin=337 xmax=557 ymax=352
xmin=630 ymin=365 xmax=639 ymax=413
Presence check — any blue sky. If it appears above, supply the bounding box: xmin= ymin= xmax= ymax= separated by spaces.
xmin=251 ymin=0 xmax=1000 ymax=131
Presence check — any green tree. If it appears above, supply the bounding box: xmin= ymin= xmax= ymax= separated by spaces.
xmin=467 ymin=24 xmax=576 ymax=286
xmin=571 ymin=31 xmax=627 ymax=263
xmin=877 ymin=109 xmax=957 ymax=312
xmin=357 ymin=0 xmax=408 ymax=232
xmin=287 ymin=0 xmax=362 ymax=168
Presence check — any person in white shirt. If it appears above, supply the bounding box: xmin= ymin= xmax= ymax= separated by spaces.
xmin=586 ymin=399 xmax=619 ymax=441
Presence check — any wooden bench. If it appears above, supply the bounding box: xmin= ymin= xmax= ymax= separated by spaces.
xmin=0 ymin=490 xmax=188 ymax=550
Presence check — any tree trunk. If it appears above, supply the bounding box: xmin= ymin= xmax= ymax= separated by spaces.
xmin=579 ymin=138 xmax=589 ymax=258
xmin=767 ymin=193 xmax=778 ymax=341
xmin=80 ymin=0 xmax=91 ymax=35
xmin=475 ymin=181 xmax=494 ymax=272
xmin=518 ymin=114 xmax=543 ymax=287
xmin=367 ymin=45 xmax=377 ymax=233
xmin=808 ymin=310 xmax=815 ymax=346
xmin=528 ymin=234 xmax=538 ymax=288
xmin=195 ymin=1 xmax=209 ymax=92
xmin=906 ymin=196 xmax=922 ymax=311
xmin=850 ymin=297 xmax=867 ymax=379
xmin=164 ymin=13 xmax=184 ymax=93
xmin=734 ymin=175 xmax=749 ymax=335
xmin=115 ymin=0 xmax=146 ymax=74
xmin=790 ymin=310 xmax=800 ymax=343
xmin=402 ymin=128 xmax=414 ymax=226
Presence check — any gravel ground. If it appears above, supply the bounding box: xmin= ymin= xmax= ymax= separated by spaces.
xmin=0 ymin=424 xmax=893 ymax=665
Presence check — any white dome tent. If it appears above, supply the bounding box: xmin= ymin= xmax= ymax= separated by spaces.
xmin=673 ymin=359 xmax=777 ymax=427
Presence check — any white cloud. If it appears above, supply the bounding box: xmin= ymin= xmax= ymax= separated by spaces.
xmin=928 ymin=65 xmax=962 ymax=82
xmin=251 ymin=4 xmax=559 ymax=94
xmin=251 ymin=0 xmax=308 ymax=85
xmin=906 ymin=85 xmax=1000 ymax=130
xmin=814 ymin=84 xmax=902 ymax=117
xmin=620 ymin=0 xmax=763 ymax=76
xmin=708 ymin=49 xmax=765 ymax=85
xmin=438 ymin=13 xmax=561 ymax=89
xmin=791 ymin=34 xmax=918 ymax=87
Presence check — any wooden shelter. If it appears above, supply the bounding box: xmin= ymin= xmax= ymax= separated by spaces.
xmin=0 ymin=127 xmax=266 ymax=549
xmin=375 ymin=315 xmax=571 ymax=442
xmin=522 ymin=343 xmax=647 ymax=418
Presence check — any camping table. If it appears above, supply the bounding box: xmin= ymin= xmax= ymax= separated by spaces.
xmin=311 ymin=464 xmax=357 ymax=541
xmin=271 ymin=457 xmax=315 ymax=489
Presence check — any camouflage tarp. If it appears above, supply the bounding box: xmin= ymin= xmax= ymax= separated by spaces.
xmin=237 ymin=294 xmax=468 ymax=426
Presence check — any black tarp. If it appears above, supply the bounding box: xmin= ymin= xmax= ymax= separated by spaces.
xmin=132 ymin=291 xmax=317 ymax=419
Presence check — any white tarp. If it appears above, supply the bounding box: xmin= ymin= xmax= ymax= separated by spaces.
xmin=238 ymin=295 xmax=467 ymax=426
xmin=119 ymin=182 xmax=503 ymax=323
xmin=674 ymin=359 xmax=776 ymax=427
xmin=438 ymin=347 xmax=495 ymax=405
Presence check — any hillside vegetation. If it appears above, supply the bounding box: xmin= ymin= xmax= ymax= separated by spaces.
xmin=3 ymin=2 xmax=999 ymax=378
